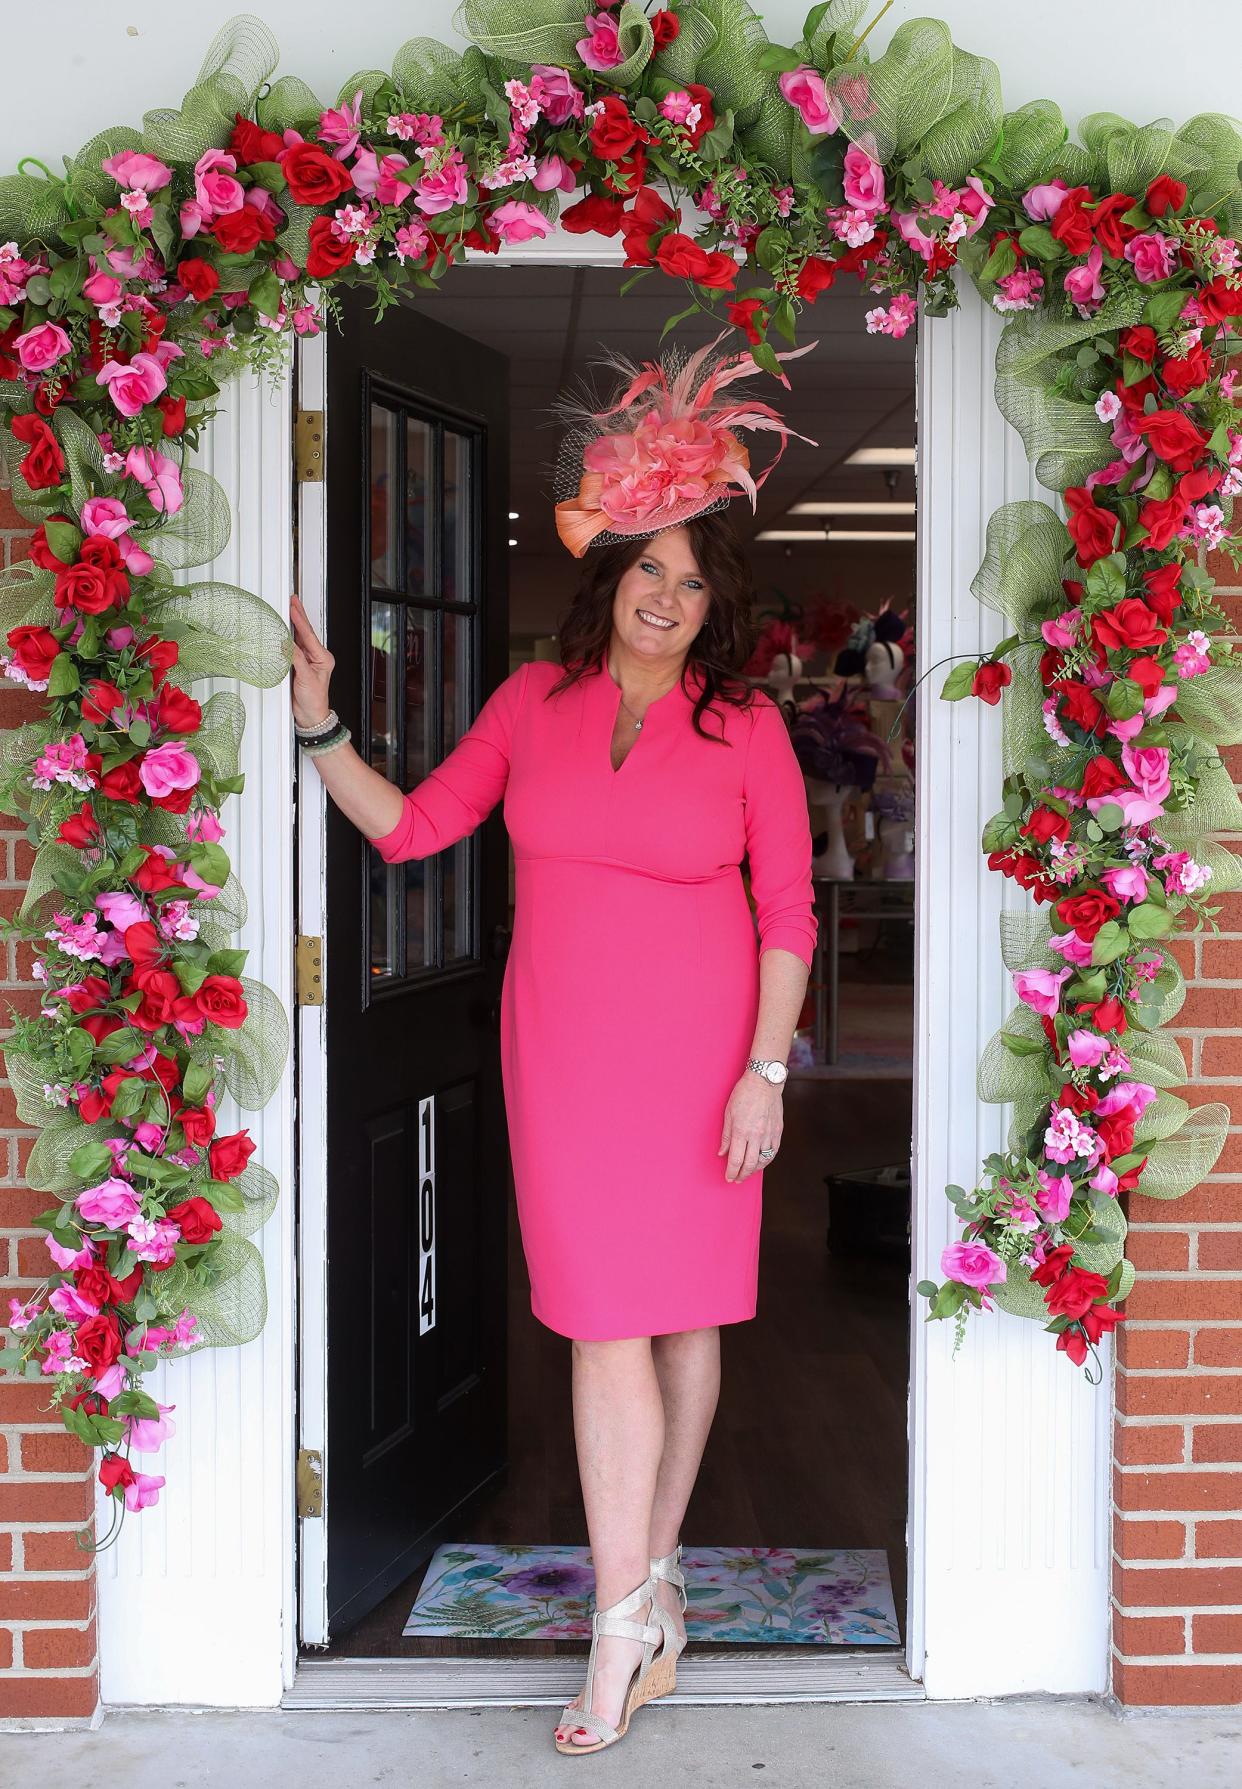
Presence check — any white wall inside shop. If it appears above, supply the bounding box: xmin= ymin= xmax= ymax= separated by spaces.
xmin=1 ymin=1 xmax=1235 ymax=169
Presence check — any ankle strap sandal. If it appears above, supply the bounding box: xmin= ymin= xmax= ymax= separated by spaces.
xmin=553 ymin=1571 xmax=681 ymax=1755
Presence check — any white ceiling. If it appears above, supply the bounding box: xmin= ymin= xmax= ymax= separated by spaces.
xmin=401 ymin=265 xmax=916 ymax=571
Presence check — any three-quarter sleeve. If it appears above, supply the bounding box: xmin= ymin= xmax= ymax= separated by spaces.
xmin=364 ymin=660 xmax=530 ymax=865
xmin=742 ymin=697 xmax=818 ymax=967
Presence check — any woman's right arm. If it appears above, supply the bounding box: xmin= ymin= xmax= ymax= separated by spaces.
xmin=288 ymin=593 xmax=523 ymax=864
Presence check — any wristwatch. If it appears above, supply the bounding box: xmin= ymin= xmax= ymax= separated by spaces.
xmin=747 ymin=1056 xmax=789 ymax=1086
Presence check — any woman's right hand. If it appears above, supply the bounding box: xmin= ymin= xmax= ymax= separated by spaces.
xmin=289 ymin=592 xmax=335 ymax=728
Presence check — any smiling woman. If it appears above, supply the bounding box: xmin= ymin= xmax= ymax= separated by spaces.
xmin=1 ymin=0 xmax=1241 ymax=1729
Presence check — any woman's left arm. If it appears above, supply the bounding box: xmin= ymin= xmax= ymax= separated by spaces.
xmin=719 ymin=701 xmax=819 ymax=1184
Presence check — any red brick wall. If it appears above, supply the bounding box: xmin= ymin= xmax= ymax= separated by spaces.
xmin=1111 ymin=544 xmax=1242 ymax=1708
xmin=0 ymin=474 xmax=100 ymax=1721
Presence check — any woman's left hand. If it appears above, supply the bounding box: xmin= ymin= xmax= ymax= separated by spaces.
xmin=718 ymin=1074 xmax=783 ymax=1183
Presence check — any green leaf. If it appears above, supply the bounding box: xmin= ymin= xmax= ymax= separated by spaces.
xmin=186 ymin=841 xmax=230 ymax=888
xmin=755 ymin=44 xmax=803 ymax=73
xmin=1090 ymin=920 xmax=1130 ymax=965
xmin=928 ymin=1280 xmax=967 ymax=1319
xmin=205 ymin=947 xmax=247 ymax=978
xmin=47 ymin=654 xmax=80 ymax=698
xmin=1140 ymin=286 xmax=1189 ymax=332
xmin=941 ymin=661 xmax=979 ymax=701
xmin=749 ymin=339 xmax=782 ymax=378
xmin=915 ymin=1278 xmax=939 ymax=1299
xmin=181 ymin=1058 xmax=214 ymax=1106
xmin=754 ymin=225 xmax=787 ymax=273
xmin=1104 ymin=678 xmax=1143 ymax=720
xmin=44 ymin=519 xmax=82 ymax=562
xmin=246 ymin=160 xmax=287 ymax=194
xmin=659 ymin=302 xmax=701 ymax=341
xmin=1093 ymin=802 xmax=1126 ymax=832
xmin=1127 ymin=901 xmax=1174 ymax=940
xmin=199 ymin=1176 xmax=244 ymax=1212
xmin=248 ymin=267 xmax=282 ymax=321
xmin=1001 ymin=1030 xmax=1047 ymax=1057
xmin=1017 ymin=223 xmax=1059 ymax=260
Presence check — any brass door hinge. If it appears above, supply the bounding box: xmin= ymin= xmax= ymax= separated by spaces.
xmin=295 ymin=934 xmax=324 ymax=1006
xmin=296 ymin=1447 xmax=324 ymax=1518
xmin=294 ymin=408 xmax=324 ymax=483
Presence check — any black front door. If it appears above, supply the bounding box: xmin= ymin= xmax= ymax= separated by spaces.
xmin=321 ymin=289 xmax=512 ymax=1633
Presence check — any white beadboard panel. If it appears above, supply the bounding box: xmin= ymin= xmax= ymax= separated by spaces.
xmin=908 ymin=281 xmax=1111 ymax=1698
xmin=97 ymin=359 xmax=298 ymax=1707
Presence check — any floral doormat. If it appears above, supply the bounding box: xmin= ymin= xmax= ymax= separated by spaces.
xmin=404 ymin=1544 xmax=900 ymax=1645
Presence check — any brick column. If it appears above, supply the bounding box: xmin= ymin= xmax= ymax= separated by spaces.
xmin=0 ymin=473 xmax=100 ymax=1722
xmin=1111 ymin=544 xmax=1242 ymax=1708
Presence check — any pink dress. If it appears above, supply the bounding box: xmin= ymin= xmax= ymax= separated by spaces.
xmin=367 ymin=657 xmax=818 ymax=1340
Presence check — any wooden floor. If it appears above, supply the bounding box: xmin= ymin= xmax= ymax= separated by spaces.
xmin=325 ymin=1071 xmax=912 ymax=1659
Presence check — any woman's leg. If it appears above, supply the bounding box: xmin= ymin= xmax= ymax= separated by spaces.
xmin=649 ymin=1327 xmax=721 ymax=1634
xmin=556 ymin=1335 xmax=665 ymax=1746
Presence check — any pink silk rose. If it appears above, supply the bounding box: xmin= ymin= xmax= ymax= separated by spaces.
xmin=487 ymin=201 xmax=555 ymax=244
xmin=125 ymin=445 xmax=184 ymax=514
xmin=139 ymin=743 xmax=201 ymax=799
xmin=96 ymin=353 xmax=168 ymax=418
xmin=779 ymin=66 xmax=841 ymax=135
xmin=940 ymin=1241 xmax=1007 ymax=1288
xmin=14 ymin=322 xmax=72 ymax=372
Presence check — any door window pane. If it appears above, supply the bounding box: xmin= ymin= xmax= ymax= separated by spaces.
xmin=367 ymin=600 xmax=400 ymax=979
xmin=443 ymin=430 xmax=472 ymax=604
xmin=443 ymin=609 xmax=473 ymax=962
xmin=405 ymin=416 xmax=431 ymax=598
xmin=403 ymin=609 xmax=433 ymax=969
xmin=369 ymin=406 xmax=397 ymax=589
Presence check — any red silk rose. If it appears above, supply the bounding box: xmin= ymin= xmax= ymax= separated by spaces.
xmin=1092 ymin=598 xmax=1168 ymax=653
xmin=75 ymin=1313 xmax=122 ymax=1373
xmin=1144 ymin=175 xmax=1187 ymax=217
xmin=1055 ymin=889 xmax=1121 ymax=941
xmin=10 ymin=411 xmax=65 ymax=489
xmin=166 ymin=1196 xmax=223 ymax=1245
xmin=305 ymin=215 xmax=355 ymax=278
xmin=558 ymin=193 xmax=626 ymax=237
xmin=209 ymin=1129 xmax=257 ymax=1180
xmin=177 ymin=257 xmax=220 ymax=301
xmin=229 ymin=113 xmax=285 ymax=165
xmin=6 ymin=624 xmax=60 ymax=681
xmin=650 ymin=8 xmax=680 ymax=47
xmin=211 ymin=207 xmax=277 ymax=254
xmin=589 ymin=96 xmax=647 ymax=162
xmin=1136 ymin=408 xmax=1211 ymax=470
xmin=1064 ymin=487 xmax=1119 ymax=566
xmin=281 ymin=142 xmax=355 ymax=206
xmin=971 ymin=661 xmax=1011 ymax=705
xmin=194 ymin=974 xmax=248 ymax=1028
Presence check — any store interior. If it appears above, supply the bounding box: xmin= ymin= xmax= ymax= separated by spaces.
xmin=328 ymin=263 xmax=917 ymax=1659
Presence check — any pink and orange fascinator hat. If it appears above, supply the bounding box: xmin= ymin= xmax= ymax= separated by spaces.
xmin=552 ymin=333 xmax=817 ymax=559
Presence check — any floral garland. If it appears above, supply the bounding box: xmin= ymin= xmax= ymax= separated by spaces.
xmin=0 ymin=4 xmax=1239 ymax=1531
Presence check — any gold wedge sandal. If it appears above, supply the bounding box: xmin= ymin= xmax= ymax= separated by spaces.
xmin=553 ymin=1570 xmax=681 ymax=1756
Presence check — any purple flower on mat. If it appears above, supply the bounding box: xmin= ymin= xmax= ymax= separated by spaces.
xmin=500 ymin=1563 xmax=595 ymax=1601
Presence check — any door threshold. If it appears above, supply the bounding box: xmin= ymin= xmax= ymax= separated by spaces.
xmin=285 ymin=1650 xmax=923 ymax=1709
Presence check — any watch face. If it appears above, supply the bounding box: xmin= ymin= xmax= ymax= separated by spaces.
xmin=767 ymin=1062 xmax=788 ymax=1084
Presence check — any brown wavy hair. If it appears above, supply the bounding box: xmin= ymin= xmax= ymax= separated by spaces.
xmin=546 ymin=511 xmax=761 ymax=743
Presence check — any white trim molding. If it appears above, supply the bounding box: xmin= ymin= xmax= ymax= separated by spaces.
xmin=96 ymin=356 xmax=299 ymax=1707
xmin=908 ymin=277 xmax=1112 ymax=1699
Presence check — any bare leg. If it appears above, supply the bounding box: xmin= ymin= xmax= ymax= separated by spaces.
xmin=649 ymin=1327 xmax=721 ymax=1637
xmin=556 ymin=1336 xmax=664 ymax=1747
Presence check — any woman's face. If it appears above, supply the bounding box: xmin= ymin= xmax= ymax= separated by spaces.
xmin=610 ymin=527 xmax=712 ymax=669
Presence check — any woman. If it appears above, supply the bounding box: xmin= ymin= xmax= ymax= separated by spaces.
xmin=288 ymin=340 xmax=817 ymax=1755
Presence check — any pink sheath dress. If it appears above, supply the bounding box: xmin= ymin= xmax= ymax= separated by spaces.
xmin=366 ymin=657 xmax=818 ymax=1341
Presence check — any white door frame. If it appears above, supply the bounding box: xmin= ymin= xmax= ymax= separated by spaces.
xmin=292 ymin=251 xmax=1113 ymax=1696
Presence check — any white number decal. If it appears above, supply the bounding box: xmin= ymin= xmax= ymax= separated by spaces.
xmin=418 ymin=1095 xmax=436 ymax=1336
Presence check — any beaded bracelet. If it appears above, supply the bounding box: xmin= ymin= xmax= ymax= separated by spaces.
xmin=294 ymin=708 xmax=340 ymax=740
xmin=301 ymin=723 xmax=352 ymax=758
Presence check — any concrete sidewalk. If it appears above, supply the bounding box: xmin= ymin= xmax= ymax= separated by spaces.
xmin=3 ymin=1698 xmax=1241 ymax=1787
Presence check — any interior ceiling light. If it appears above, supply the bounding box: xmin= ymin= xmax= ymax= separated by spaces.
xmin=789 ymin=501 xmax=916 ymax=515
xmin=508 ymin=510 xmax=519 ymax=519
xmin=844 ymin=447 xmax=916 ymax=466
xmin=756 ymin=528 xmax=916 ymax=543
xmin=508 ymin=537 xmax=517 ymax=546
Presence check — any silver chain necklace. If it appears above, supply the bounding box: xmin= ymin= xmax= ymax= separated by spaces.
xmin=609 ymin=658 xmax=679 ymax=731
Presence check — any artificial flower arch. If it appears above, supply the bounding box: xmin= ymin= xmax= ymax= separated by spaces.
xmin=0 ymin=1 xmax=1239 ymax=1530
